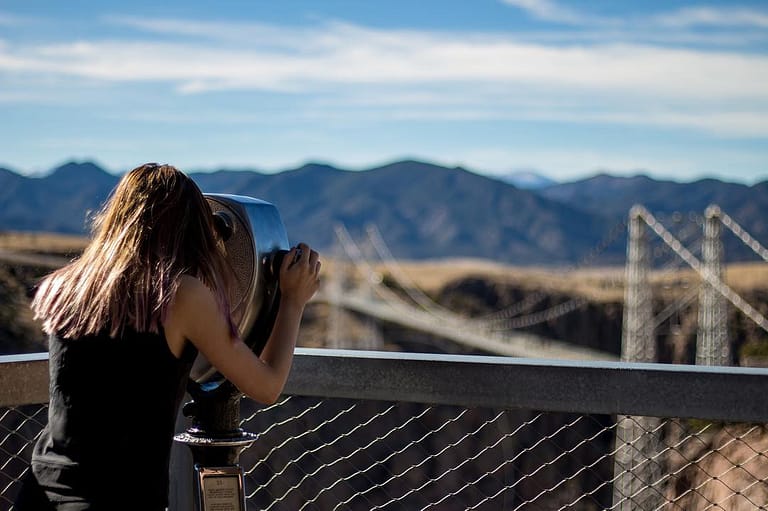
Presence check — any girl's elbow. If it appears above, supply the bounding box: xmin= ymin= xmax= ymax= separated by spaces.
xmin=257 ymin=392 xmax=282 ymax=406
xmin=262 ymin=390 xmax=282 ymax=406
xmin=245 ymin=384 xmax=282 ymax=405
xmin=240 ymin=365 xmax=287 ymax=404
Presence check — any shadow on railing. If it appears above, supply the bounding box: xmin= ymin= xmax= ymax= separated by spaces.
xmin=2 ymin=349 xmax=768 ymax=510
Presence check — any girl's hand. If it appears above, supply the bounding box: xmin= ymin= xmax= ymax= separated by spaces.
xmin=279 ymin=243 xmax=320 ymax=309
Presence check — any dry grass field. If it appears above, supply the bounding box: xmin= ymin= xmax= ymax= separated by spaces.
xmin=0 ymin=231 xmax=88 ymax=256
xmin=3 ymin=230 xmax=768 ymax=302
xmin=362 ymin=258 xmax=768 ymax=302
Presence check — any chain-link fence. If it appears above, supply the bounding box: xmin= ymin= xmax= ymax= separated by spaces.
xmin=0 ymin=404 xmax=47 ymax=511
xmin=238 ymin=398 xmax=767 ymax=510
xmin=2 ymin=401 xmax=766 ymax=510
xmin=2 ymin=351 xmax=767 ymax=510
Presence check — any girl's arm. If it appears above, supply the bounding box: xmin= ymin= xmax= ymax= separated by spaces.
xmin=165 ymin=243 xmax=320 ymax=404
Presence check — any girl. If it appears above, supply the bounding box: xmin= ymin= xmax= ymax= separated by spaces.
xmin=18 ymin=163 xmax=320 ymax=510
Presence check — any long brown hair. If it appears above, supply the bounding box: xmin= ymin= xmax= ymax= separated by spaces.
xmin=31 ymin=163 xmax=236 ymax=339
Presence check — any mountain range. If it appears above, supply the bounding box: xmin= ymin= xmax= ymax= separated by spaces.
xmin=0 ymin=160 xmax=766 ymax=266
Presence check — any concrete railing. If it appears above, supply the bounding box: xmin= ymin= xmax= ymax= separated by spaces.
xmin=3 ymin=349 xmax=768 ymax=510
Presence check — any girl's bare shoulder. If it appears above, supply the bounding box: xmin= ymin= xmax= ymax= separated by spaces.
xmin=174 ymin=275 xmax=216 ymax=308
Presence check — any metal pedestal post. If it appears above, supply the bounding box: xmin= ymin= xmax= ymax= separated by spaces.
xmin=174 ymin=383 xmax=256 ymax=511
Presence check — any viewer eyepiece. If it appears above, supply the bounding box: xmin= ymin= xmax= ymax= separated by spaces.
xmin=212 ymin=211 xmax=234 ymax=241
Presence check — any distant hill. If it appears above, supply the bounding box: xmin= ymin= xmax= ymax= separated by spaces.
xmin=0 ymin=160 xmax=766 ymax=265
xmin=540 ymin=173 xmax=764 ymax=217
xmin=540 ymin=173 xmax=768 ymax=261
xmin=0 ymin=162 xmax=116 ymax=233
xmin=193 ymin=160 xmax=608 ymax=264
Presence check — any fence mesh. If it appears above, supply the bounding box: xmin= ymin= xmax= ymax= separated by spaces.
xmin=0 ymin=404 xmax=47 ymax=511
xmin=1 ymin=399 xmax=766 ymax=510
xmin=238 ymin=397 xmax=768 ymax=511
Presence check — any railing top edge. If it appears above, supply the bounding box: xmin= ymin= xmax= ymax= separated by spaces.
xmin=0 ymin=352 xmax=48 ymax=364
xmin=294 ymin=347 xmax=768 ymax=377
xmin=3 ymin=348 xmax=768 ymax=378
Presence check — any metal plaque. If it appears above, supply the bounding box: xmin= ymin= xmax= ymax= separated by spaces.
xmin=195 ymin=465 xmax=245 ymax=511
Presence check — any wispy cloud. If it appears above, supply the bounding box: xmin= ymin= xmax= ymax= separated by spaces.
xmin=501 ymin=0 xmax=768 ymax=31
xmin=104 ymin=15 xmax=318 ymax=49
xmin=1 ymin=17 xmax=767 ymax=137
xmin=655 ymin=6 xmax=768 ymax=29
xmin=3 ymin=20 xmax=767 ymax=96
xmin=500 ymin=0 xmax=615 ymax=26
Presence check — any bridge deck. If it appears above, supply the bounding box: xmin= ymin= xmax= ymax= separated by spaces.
xmin=317 ymin=290 xmax=618 ymax=361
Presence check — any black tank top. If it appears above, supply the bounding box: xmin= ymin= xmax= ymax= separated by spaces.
xmin=32 ymin=329 xmax=196 ymax=509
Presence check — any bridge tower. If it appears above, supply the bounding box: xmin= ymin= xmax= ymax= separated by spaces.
xmin=621 ymin=206 xmax=655 ymax=363
xmin=696 ymin=205 xmax=730 ymax=366
xmin=613 ymin=205 xmax=662 ymax=511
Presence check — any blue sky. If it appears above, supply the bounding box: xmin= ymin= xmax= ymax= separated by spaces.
xmin=1 ymin=0 xmax=767 ymax=183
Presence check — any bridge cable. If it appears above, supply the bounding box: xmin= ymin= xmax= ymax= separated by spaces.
xmin=718 ymin=209 xmax=768 ymax=262
xmin=360 ymin=219 xmax=629 ymax=330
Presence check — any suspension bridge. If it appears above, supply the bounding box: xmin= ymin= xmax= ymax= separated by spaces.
xmin=316 ymin=205 xmax=768 ymax=368
xmin=311 ymin=206 xmax=768 ymax=511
